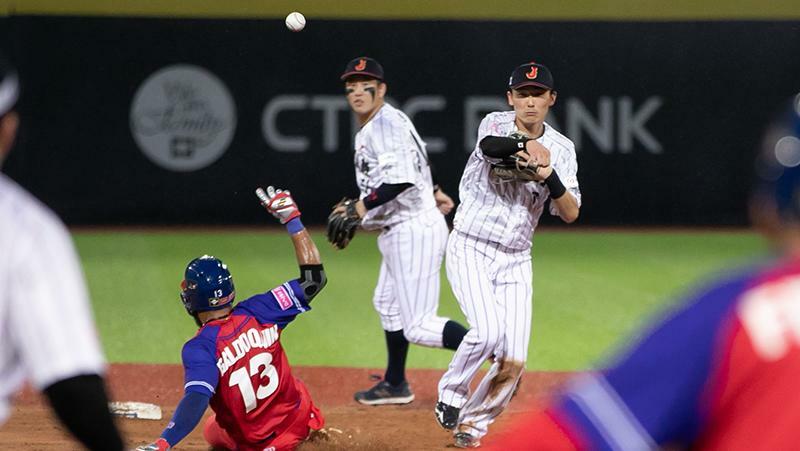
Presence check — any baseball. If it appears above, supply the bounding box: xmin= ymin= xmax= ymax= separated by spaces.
xmin=285 ymin=12 xmax=306 ymax=32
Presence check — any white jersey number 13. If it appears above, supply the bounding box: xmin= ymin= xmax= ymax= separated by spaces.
xmin=228 ymin=351 xmax=279 ymax=413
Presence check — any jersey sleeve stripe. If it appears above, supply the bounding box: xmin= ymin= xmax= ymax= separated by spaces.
xmin=563 ymin=373 xmax=657 ymax=451
xmin=184 ymin=380 xmax=216 ymax=394
xmin=283 ymin=282 xmax=307 ymax=312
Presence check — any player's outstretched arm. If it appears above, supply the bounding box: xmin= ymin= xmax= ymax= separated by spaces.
xmin=257 ymin=186 xmax=327 ymax=301
xmin=136 ymin=391 xmax=210 ymax=451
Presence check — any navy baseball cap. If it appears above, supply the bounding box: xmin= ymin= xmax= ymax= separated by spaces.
xmin=508 ymin=62 xmax=554 ymax=91
xmin=341 ymin=57 xmax=385 ymax=81
xmin=0 ymin=55 xmax=19 ymax=116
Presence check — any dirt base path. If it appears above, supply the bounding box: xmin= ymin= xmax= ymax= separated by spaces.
xmin=1 ymin=364 xmax=572 ymax=450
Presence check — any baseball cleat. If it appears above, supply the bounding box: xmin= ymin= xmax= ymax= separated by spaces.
xmin=354 ymin=380 xmax=414 ymax=405
xmin=454 ymin=432 xmax=481 ymax=448
xmin=434 ymin=401 xmax=460 ymax=430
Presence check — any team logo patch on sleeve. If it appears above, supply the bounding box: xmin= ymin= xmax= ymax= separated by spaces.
xmin=564 ymin=175 xmax=579 ymax=188
xmin=271 ymin=286 xmax=294 ymax=310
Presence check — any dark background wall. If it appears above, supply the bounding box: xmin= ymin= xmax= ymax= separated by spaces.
xmin=2 ymin=16 xmax=799 ymax=225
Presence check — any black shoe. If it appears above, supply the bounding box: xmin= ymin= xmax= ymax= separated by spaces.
xmin=454 ymin=431 xmax=480 ymax=448
xmin=354 ymin=380 xmax=415 ymax=405
xmin=434 ymin=401 xmax=460 ymax=430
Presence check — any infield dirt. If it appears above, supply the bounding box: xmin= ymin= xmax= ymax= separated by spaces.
xmin=2 ymin=364 xmax=571 ymax=450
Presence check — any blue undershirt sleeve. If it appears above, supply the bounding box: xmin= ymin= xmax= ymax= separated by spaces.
xmin=160 ymin=391 xmax=211 ymax=447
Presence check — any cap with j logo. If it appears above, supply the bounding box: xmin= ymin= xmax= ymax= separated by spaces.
xmin=508 ymin=62 xmax=554 ymax=91
xmin=341 ymin=56 xmax=385 ymax=81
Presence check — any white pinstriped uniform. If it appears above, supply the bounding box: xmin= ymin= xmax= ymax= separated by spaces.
xmin=439 ymin=111 xmax=581 ymax=438
xmin=0 ymin=174 xmax=106 ymax=424
xmin=354 ymin=103 xmax=451 ymax=347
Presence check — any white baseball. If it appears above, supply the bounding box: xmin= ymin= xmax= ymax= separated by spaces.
xmin=285 ymin=12 xmax=306 ymax=32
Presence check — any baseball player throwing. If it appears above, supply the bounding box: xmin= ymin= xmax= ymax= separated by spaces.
xmin=435 ymin=61 xmax=581 ymax=448
xmin=484 ymin=95 xmax=800 ymax=451
xmin=0 ymin=54 xmax=124 ymax=450
xmin=329 ymin=57 xmax=467 ymax=405
xmin=137 ymin=187 xmax=326 ymax=451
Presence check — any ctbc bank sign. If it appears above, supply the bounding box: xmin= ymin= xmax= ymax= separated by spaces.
xmin=130 ymin=65 xmax=663 ymax=173
xmin=261 ymin=94 xmax=663 ymax=154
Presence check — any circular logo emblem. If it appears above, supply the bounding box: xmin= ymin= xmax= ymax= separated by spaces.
xmin=130 ymin=65 xmax=236 ymax=172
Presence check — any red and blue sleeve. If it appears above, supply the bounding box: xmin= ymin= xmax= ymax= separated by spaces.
xmin=551 ymin=274 xmax=752 ymax=449
xmin=237 ymin=279 xmax=311 ymax=329
xmin=181 ymin=328 xmax=220 ymax=397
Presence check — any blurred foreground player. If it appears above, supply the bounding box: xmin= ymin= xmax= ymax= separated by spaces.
xmin=0 ymin=56 xmax=124 ymax=449
xmin=137 ymin=187 xmax=326 ymax=451
xmin=484 ymin=94 xmax=800 ymax=450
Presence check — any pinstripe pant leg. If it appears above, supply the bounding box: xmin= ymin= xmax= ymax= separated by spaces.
xmin=386 ymin=215 xmax=449 ymax=347
xmin=438 ymin=232 xmax=504 ymax=409
xmin=373 ymin=232 xmax=402 ymax=332
xmin=457 ymin=249 xmax=533 ymax=438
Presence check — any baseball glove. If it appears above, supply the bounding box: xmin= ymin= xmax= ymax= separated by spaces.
xmin=327 ymin=198 xmax=361 ymax=249
xmin=490 ymin=151 xmax=539 ymax=181
xmin=490 ymin=131 xmax=539 ymax=182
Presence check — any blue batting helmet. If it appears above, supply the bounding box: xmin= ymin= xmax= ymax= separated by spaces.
xmin=180 ymin=255 xmax=235 ymax=315
xmin=756 ymin=93 xmax=800 ymax=220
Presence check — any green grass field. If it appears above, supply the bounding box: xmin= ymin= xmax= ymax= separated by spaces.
xmin=76 ymin=229 xmax=766 ymax=370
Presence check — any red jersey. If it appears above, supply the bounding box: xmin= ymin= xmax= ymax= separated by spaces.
xmin=181 ymin=280 xmax=311 ymax=447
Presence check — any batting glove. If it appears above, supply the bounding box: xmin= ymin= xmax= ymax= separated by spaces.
xmin=135 ymin=438 xmax=170 ymax=451
xmin=255 ymin=186 xmax=301 ymax=224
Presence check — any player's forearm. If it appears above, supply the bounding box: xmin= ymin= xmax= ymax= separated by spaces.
xmin=43 ymin=374 xmax=124 ymax=451
xmin=289 ymin=223 xmax=321 ymax=265
xmin=284 ymin=217 xmax=327 ymax=300
xmin=552 ymin=192 xmax=579 ymax=223
xmin=480 ymin=135 xmax=529 ymax=158
xmin=159 ymin=391 xmax=210 ymax=447
xmin=539 ymin=169 xmax=579 ymax=223
xmin=362 ymin=182 xmax=413 ymax=210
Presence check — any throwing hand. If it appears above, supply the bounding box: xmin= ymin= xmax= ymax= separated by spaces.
xmin=256 ymin=186 xmax=301 ymax=224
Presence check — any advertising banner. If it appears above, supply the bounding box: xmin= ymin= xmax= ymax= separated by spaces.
xmin=4 ymin=16 xmax=799 ymax=225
